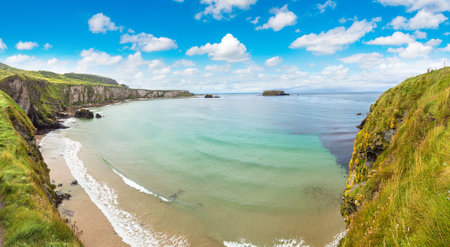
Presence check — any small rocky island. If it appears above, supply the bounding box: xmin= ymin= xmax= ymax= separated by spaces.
xmin=204 ymin=94 xmax=220 ymax=98
xmin=262 ymin=90 xmax=290 ymax=96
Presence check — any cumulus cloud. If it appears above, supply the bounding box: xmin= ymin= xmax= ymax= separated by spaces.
xmin=15 ymin=41 xmax=38 ymax=50
xmin=265 ymin=56 xmax=283 ymax=67
xmin=317 ymin=0 xmax=337 ymax=13
xmin=119 ymin=52 xmax=147 ymax=73
xmin=376 ymin=0 xmax=450 ymax=12
xmin=414 ymin=30 xmax=427 ymax=39
xmin=247 ymin=16 xmax=260 ymax=24
xmin=439 ymin=44 xmax=450 ymax=52
xmin=390 ymin=10 xmax=447 ymax=30
xmin=173 ymin=59 xmax=196 ymax=67
xmin=233 ymin=64 xmax=263 ymax=74
xmin=43 ymin=43 xmax=53 ymax=50
xmin=340 ymin=52 xmax=386 ymax=69
xmin=186 ymin=33 xmax=249 ymax=63
xmin=4 ymin=54 xmax=70 ymax=73
xmin=289 ymin=19 xmax=379 ymax=55
xmin=148 ymin=59 xmax=171 ymax=74
xmin=280 ymin=65 xmax=308 ymax=80
xmin=365 ymin=31 xmax=416 ymax=45
xmin=173 ymin=67 xmax=199 ymax=76
xmin=0 ymin=38 xmax=7 ymax=50
xmin=321 ymin=64 xmax=348 ymax=76
xmin=256 ymin=5 xmax=297 ymax=31
xmin=387 ymin=40 xmax=440 ymax=58
xmin=88 ymin=13 xmax=119 ymax=33
xmin=77 ymin=48 xmax=122 ymax=69
xmin=120 ymin=33 xmax=177 ymax=52
xmin=204 ymin=64 xmax=232 ymax=72
xmin=196 ymin=0 xmax=257 ymax=20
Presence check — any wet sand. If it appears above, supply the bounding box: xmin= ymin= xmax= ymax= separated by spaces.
xmin=38 ymin=135 xmax=127 ymax=247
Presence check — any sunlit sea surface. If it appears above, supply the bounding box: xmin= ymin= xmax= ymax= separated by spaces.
xmin=43 ymin=93 xmax=380 ymax=246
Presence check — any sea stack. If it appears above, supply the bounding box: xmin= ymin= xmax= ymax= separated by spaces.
xmin=262 ymin=90 xmax=290 ymax=96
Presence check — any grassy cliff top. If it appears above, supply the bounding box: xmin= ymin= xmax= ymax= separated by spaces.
xmin=0 ymin=63 xmax=121 ymax=87
xmin=0 ymin=90 xmax=80 ymax=246
xmin=341 ymin=67 xmax=449 ymax=246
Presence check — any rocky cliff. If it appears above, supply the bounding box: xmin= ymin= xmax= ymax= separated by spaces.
xmin=0 ymin=90 xmax=81 ymax=246
xmin=0 ymin=74 xmax=192 ymax=131
xmin=340 ymin=68 xmax=449 ymax=246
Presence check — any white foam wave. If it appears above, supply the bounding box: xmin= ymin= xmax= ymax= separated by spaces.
xmin=62 ymin=117 xmax=77 ymax=127
xmin=61 ymin=136 xmax=189 ymax=247
xmin=224 ymin=233 xmax=346 ymax=247
xmin=324 ymin=231 xmax=346 ymax=247
xmin=112 ymin=168 xmax=171 ymax=202
xmin=224 ymin=238 xmax=309 ymax=247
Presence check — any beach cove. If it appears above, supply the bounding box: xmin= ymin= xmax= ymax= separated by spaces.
xmin=39 ymin=93 xmax=380 ymax=246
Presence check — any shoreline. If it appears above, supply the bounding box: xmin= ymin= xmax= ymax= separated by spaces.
xmin=38 ymin=133 xmax=128 ymax=247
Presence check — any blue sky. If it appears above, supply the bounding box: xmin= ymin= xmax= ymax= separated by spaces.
xmin=0 ymin=0 xmax=449 ymax=93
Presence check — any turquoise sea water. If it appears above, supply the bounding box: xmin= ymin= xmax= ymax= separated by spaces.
xmin=61 ymin=93 xmax=380 ymax=246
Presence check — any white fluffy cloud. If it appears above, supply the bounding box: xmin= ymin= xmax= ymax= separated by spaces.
xmin=439 ymin=44 xmax=450 ymax=52
xmin=321 ymin=64 xmax=348 ymax=76
xmin=265 ymin=56 xmax=283 ymax=67
xmin=0 ymin=38 xmax=7 ymax=50
xmin=173 ymin=68 xmax=199 ymax=76
xmin=387 ymin=40 xmax=440 ymax=58
xmin=120 ymin=33 xmax=177 ymax=52
xmin=88 ymin=13 xmax=119 ymax=33
xmin=390 ymin=10 xmax=447 ymax=30
xmin=317 ymin=0 xmax=337 ymax=13
xmin=233 ymin=64 xmax=263 ymax=74
xmin=43 ymin=43 xmax=53 ymax=50
xmin=148 ymin=59 xmax=171 ymax=74
xmin=77 ymin=48 xmax=122 ymax=69
xmin=290 ymin=19 xmax=379 ymax=54
xmin=186 ymin=33 xmax=249 ymax=63
xmin=196 ymin=0 xmax=257 ymax=20
xmin=15 ymin=41 xmax=38 ymax=50
xmin=256 ymin=5 xmax=297 ymax=31
xmin=4 ymin=54 xmax=70 ymax=73
xmin=365 ymin=31 xmax=416 ymax=45
xmin=248 ymin=16 xmax=260 ymax=24
xmin=376 ymin=0 xmax=450 ymax=12
xmin=340 ymin=52 xmax=386 ymax=69
xmin=204 ymin=64 xmax=232 ymax=72
xmin=173 ymin=59 xmax=196 ymax=67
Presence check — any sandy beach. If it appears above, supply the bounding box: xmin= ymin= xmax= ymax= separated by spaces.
xmin=37 ymin=135 xmax=127 ymax=247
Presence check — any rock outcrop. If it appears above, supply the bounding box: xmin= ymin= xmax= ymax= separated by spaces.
xmin=262 ymin=90 xmax=289 ymax=96
xmin=0 ymin=74 xmax=192 ymax=131
xmin=74 ymin=109 xmax=94 ymax=119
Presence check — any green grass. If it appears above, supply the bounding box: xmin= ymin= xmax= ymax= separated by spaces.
xmin=0 ymin=63 xmax=121 ymax=87
xmin=0 ymin=90 xmax=81 ymax=246
xmin=341 ymin=68 xmax=450 ymax=246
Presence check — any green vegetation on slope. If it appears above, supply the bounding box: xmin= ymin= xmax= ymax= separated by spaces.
xmin=63 ymin=73 xmax=118 ymax=85
xmin=0 ymin=90 xmax=80 ymax=246
xmin=0 ymin=63 xmax=121 ymax=87
xmin=341 ymin=68 xmax=450 ymax=246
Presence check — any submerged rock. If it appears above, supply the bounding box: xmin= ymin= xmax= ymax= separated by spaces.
xmin=95 ymin=113 xmax=102 ymax=118
xmin=74 ymin=109 xmax=94 ymax=119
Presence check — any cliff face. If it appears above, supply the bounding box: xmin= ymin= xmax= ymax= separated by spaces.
xmin=0 ymin=90 xmax=80 ymax=246
xmin=0 ymin=74 xmax=192 ymax=130
xmin=341 ymin=68 xmax=449 ymax=246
